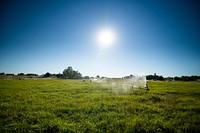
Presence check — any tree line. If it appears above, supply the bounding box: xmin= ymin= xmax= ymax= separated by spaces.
xmin=0 ymin=67 xmax=200 ymax=81
xmin=146 ymin=74 xmax=200 ymax=81
xmin=0 ymin=66 xmax=83 ymax=79
xmin=41 ymin=66 xmax=82 ymax=79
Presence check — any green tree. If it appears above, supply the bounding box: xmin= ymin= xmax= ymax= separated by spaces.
xmin=43 ymin=72 xmax=51 ymax=78
xmin=63 ymin=66 xmax=81 ymax=79
xmin=0 ymin=72 xmax=5 ymax=75
xmin=96 ymin=75 xmax=100 ymax=78
xmin=18 ymin=73 xmax=24 ymax=76
xmin=73 ymin=72 xmax=82 ymax=79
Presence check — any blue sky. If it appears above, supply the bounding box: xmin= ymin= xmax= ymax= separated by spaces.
xmin=0 ymin=0 xmax=200 ymax=77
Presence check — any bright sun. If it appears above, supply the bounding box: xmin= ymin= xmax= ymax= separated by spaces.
xmin=97 ymin=28 xmax=116 ymax=47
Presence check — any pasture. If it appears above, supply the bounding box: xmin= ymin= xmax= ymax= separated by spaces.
xmin=0 ymin=79 xmax=200 ymax=132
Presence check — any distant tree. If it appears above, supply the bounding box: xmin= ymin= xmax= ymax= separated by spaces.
xmin=84 ymin=76 xmax=89 ymax=79
xmin=6 ymin=73 xmax=14 ymax=76
xmin=147 ymin=74 xmax=164 ymax=81
xmin=181 ymin=76 xmax=189 ymax=81
xmin=26 ymin=73 xmax=38 ymax=76
xmin=96 ymin=75 xmax=100 ymax=78
xmin=73 ymin=72 xmax=82 ymax=79
xmin=158 ymin=76 xmax=164 ymax=80
xmin=18 ymin=73 xmax=24 ymax=76
xmin=63 ymin=66 xmax=75 ymax=79
xmin=190 ymin=75 xmax=198 ymax=81
xmin=153 ymin=75 xmax=159 ymax=80
xmin=146 ymin=75 xmax=154 ymax=80
xmin=56 ymin=73 xmax=64 ymax=79
xmin=63 ymin=66 xmax=82 ymax=79
xmin=172 ymin=75 xmax=200 ymax=81
xmin=43 ymin=72 xmax=51 ymax=78
xmin=174 ymin=76 xmax=180 ymax=81
xmin=124 ymin=76 xmax=130 ymax=79
xmin=0 ymin=72 xmax=5 ymax=75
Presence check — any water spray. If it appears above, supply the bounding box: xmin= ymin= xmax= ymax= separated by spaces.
xmin=91 ymin=74 xmax=149 ymax=94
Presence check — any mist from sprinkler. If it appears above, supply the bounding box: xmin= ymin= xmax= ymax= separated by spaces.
xmin=90 ymin=74 xmax=148 ymax=94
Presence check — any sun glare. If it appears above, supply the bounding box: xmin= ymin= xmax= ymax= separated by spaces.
xmin=97 ymin=28 xmax=116 ymax=47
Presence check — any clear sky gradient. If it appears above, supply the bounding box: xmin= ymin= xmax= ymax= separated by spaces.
xmin=0 ymin=0 xmax=200 ymax=77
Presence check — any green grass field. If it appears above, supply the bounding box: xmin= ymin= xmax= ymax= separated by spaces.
xmin=1 ymin=79 xmax=200 ymax=132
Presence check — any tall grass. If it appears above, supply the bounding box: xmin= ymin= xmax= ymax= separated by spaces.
xmin=0 ymin=79 xmax=200 ymax=132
